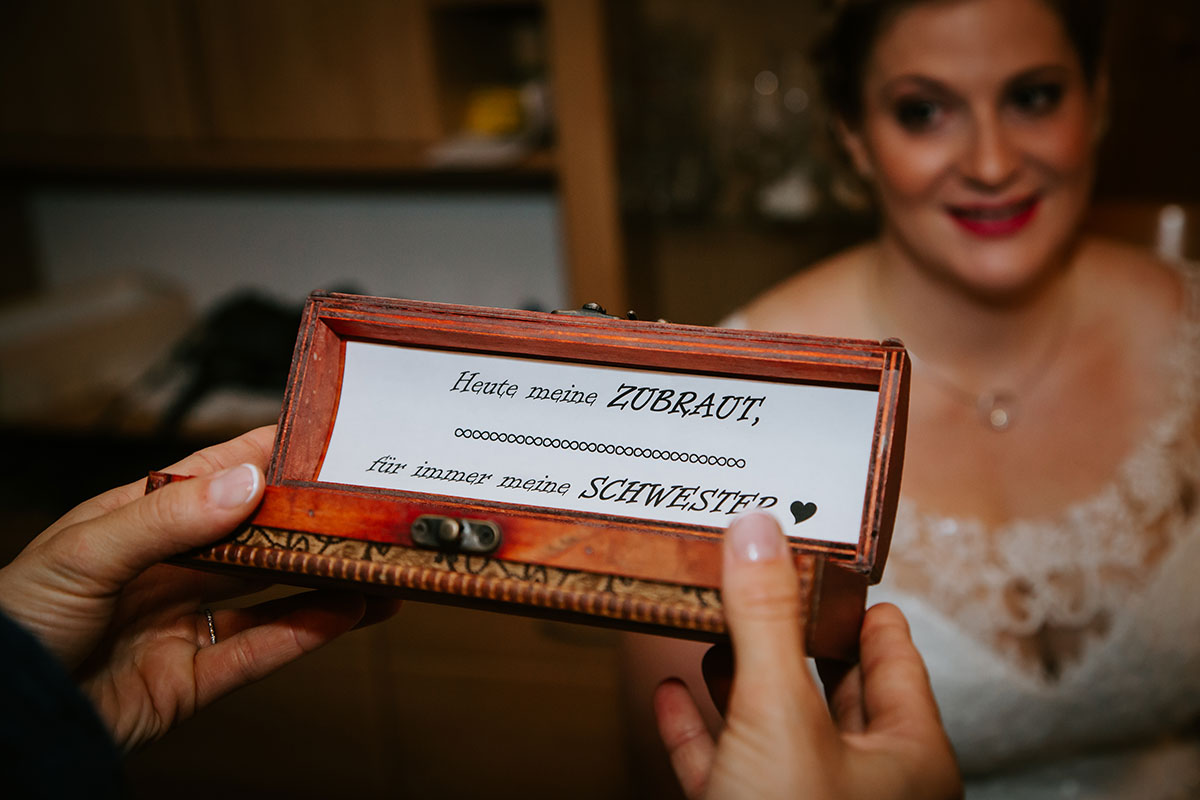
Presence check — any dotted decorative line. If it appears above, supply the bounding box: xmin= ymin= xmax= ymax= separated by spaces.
xmin=454 ymin=428 xmax=745 ymax=469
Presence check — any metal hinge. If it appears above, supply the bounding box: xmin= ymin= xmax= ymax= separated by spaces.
xmin=411 ymin=515 xmax=502 ymax=554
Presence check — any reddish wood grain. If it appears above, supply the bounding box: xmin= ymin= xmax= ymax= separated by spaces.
xmin=251 ymin=482 xmax=720 ymax=589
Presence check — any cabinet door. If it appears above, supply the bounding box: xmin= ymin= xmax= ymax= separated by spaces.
xmin=0 ymin=0 xmax=197 ymax=140
xmin=192 ymin=0 xmax=442 ymax=143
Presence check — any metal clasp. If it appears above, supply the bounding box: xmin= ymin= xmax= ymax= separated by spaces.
xmin=411 ymin=515 xmax=502 ymax=554
xmin=551 ymin=302 xmax=638 ymax=320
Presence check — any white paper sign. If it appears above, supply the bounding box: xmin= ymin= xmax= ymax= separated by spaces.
xmin=317 ymin=341 xmax=879 ymax=544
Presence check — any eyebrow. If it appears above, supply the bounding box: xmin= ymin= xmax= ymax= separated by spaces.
xmin=1005 ymin=64 xmax=1074 ymax=85
xmin=877 ymin=63 xmax=1075 ymax=101
xmin=876 ymin=74 xmax=956 ymax=102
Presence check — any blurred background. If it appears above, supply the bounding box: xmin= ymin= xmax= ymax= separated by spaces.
xmin=1 ymin=1 xmax=1198 ymax=797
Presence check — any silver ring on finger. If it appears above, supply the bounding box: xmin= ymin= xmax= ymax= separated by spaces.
xmin=203 ymin=608 xmax=217 ymax=645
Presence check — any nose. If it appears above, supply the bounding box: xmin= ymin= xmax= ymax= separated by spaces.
xmin=960 ymin=112 xmax=1020 ymax=188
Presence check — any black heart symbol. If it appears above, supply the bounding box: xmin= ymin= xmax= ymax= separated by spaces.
xmin=790 ymin=501 xmax=817 ymax=524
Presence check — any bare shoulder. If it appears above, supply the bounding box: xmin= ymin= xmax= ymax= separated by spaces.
xmin=1078 ymin=237 xmax=1188 ymax=333
xmin=1069 ymin=238 xmax=1194 ymax=431
xmin=733 ymin=243 xmax=876 ymax=337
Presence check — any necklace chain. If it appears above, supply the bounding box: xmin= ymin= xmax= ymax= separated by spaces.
xmin=866 ymin=265 xmax=1074 ymax=432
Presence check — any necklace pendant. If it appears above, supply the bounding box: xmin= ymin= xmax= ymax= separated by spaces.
xmin=978 ymin=390 xmax=1018 ymax=432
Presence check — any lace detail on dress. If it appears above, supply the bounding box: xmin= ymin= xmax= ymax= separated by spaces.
xmin=886 ymin=263 xmax=1200 ymax=679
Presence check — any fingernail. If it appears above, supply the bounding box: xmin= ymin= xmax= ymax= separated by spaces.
xmin=727 ymin=512 xmax=785 ymax=563
xmin=208 ymin=464 xmax=260 ymax=509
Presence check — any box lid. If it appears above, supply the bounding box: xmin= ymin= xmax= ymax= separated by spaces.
xmin=259 ymin=293 xmax=909 ymax=587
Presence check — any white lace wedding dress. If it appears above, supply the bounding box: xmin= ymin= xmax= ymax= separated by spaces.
xmin=726 ymin=264 xmax=1200 ymax=799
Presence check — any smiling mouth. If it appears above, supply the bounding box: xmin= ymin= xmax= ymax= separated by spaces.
xmin=947 ymin=196 xmax=1040 ymax=236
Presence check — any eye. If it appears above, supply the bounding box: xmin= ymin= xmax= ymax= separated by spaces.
xmin=894 ymin=98 xmax=943 ymax=132
xmin=1007 ymin=82 xmax=1063 ymax=116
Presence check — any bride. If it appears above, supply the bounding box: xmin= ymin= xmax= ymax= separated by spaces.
xmin=630 ymin=0 xmax=1200 ymax=797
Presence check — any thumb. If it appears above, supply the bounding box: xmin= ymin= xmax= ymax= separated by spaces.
xmin=721 ymin=513 xmax=812 ymax=693
xmin=717 ymin=512 xmax=835 ymax=785
xmin=53 ymin=464 xmax=264 ymax=592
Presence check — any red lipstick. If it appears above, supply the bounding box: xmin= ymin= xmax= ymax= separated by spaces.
xmin=948 ymin=196 xmax=1040 ymax=237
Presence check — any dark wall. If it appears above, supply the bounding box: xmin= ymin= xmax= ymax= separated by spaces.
xmin=1097 ymin=0 xmax=1200 ymax=201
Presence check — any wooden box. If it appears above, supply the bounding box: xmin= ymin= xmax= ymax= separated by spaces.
xmin=153 ymin=293 xmax=909 ymax=660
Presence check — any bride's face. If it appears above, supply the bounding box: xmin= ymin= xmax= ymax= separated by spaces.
xmin=840 ymin=0 xmax=1104 ymax=298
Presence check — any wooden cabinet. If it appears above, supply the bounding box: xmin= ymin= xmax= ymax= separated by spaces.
xmin=191 ymin=0 xmax=442 ymax=144
xmin=0 ymin=0 xmax=626 ymax=311
xmin=0 ymin=0 xmax=197 ymax=140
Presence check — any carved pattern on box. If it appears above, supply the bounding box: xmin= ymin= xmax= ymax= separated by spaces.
xmin=184 ymin=525 xmax=808 ymax=635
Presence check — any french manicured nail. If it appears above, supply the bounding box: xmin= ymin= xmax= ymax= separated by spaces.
xmin=728 ymin=512 xmax=785 ymax=563
xmin=208 ymin=464 xmax=260 ymax=509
